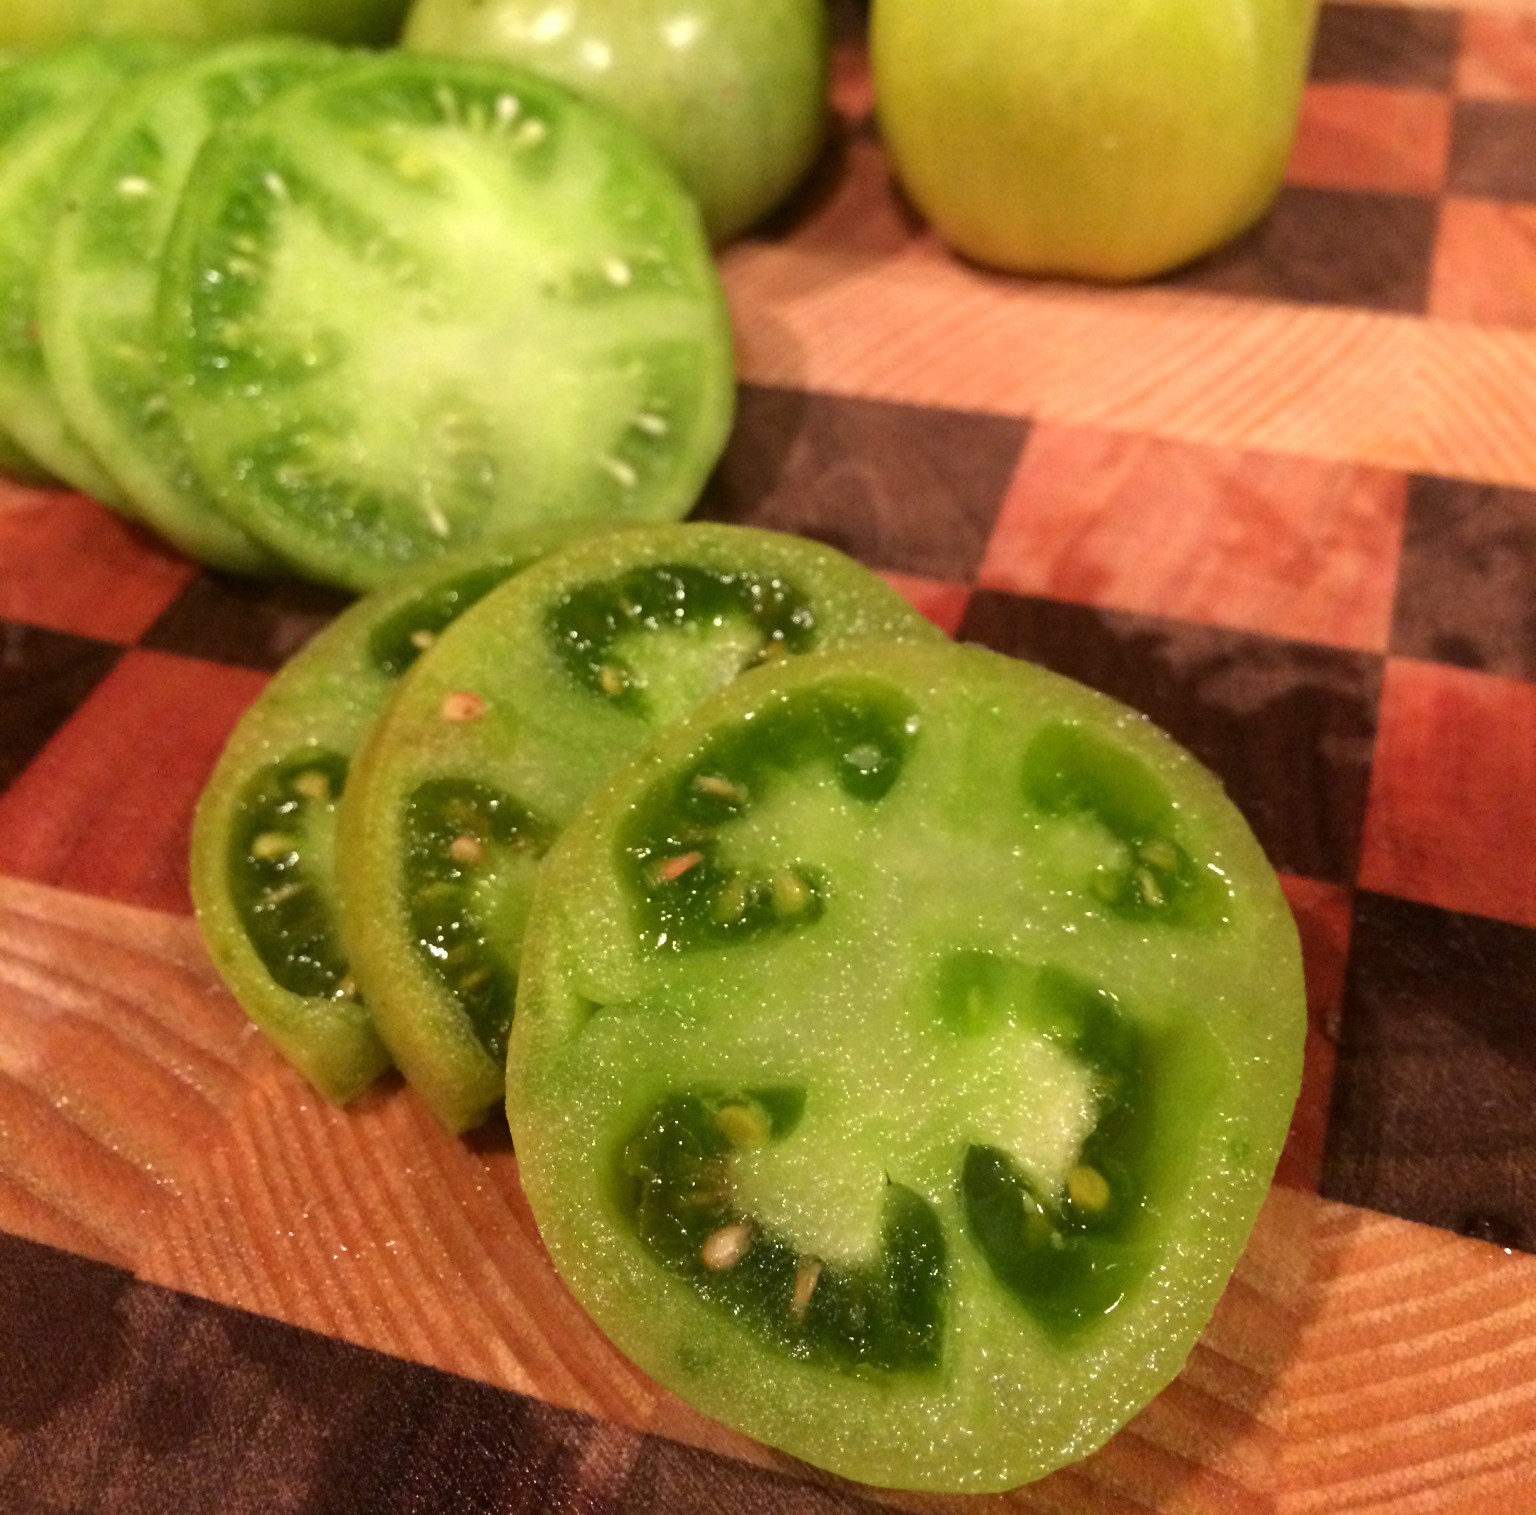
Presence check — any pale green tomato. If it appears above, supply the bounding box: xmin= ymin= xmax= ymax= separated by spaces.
xmin=0 ymin=0 xmax=411 ymax=48
xmin=871 ymin=0 xmax=1319 ymax=282
xmin=402 ymin=0 xmax=830 ymax=243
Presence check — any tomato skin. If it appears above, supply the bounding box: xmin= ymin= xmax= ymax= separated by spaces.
xmin=0 ymin=0 xmax=411 ymax=49
xmin=870 ymin=0 xmax=1318 ymax=281
xmin=401 ymin=0 xmax=830 ymax=243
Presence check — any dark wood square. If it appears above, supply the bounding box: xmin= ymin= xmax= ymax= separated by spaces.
xmin=0 ymin=621 xmax=121 ymax=794
xmin=697 ymin=385 xmax=1028 ymax=583
xmin=956 ymin=592 xmax=1383 ymax=885
xmin=1321 ymin=892 xmax=1536 ymax=1253
xmin=1389 ymin=473 xmax=1536 ymax=680
xmin=1308 ymin=2 xmax=1459 ymax=88
xmin=1448 ymin=98 xmax=1536 ymax=203
xmin=0 ymin=650 xmax=268 ymax=914
xmin=138 ymin=573 xmax=351 ymax=673
xmin=1168 ymin=185 xmax=1439 ymax=313
xmin=0 ymin=1230 xmax=885 ymax=1515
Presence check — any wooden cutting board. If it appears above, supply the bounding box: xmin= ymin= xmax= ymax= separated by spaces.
xmin=2 ymin=1 xmax=1535 ymax=1509
xmin=0 ymin=877 xmax=1531 ymax=1512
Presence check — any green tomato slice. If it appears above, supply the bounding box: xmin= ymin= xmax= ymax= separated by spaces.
xmin=507 ymin=640 xmax=1304 ymax=1493
xmin=0 ymin=52 xmax=52 ymax=485
xmin=158 ymin=51 xmax=736 ymax=591
xmin=190 ymin=525 xmax=594 ymax=1104
xmin=0 ymin=38 xmax=180 ymax=506
xmin=335 ymin=523 xmax=942 ymax=1133
xmin=39 ymin=38 xmax=342 ymax=573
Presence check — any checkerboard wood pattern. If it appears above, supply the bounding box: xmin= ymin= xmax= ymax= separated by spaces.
xmin=1 ymin=4 xmax=1533 ymax=1510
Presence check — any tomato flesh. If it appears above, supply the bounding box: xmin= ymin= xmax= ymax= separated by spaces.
xmin=0 ymin=39 xmax=177 ymax=506
xmin=40 ymin=37 xmax=340 ymax=573
xmin=159 ymin=53 xmax=735 ymax=589
xmin=336 ymin=524 xmax=942 ymax=1133
xmin=191 ymin=528 xmax=590 ymax=1103
xmin=508 ymin=640 xmax=1305 ymax=1492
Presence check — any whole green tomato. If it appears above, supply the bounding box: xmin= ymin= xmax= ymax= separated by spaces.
xmin=0 ymin=0 xmax=411 ymax=48
xmin=870 ymin=0 xmax=1318 ymax=282
xmin=402 ymin=0 xmax=830 ymax=243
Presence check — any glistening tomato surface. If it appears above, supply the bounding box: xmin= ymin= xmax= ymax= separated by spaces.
xmin=508 ymin=641 xmax=1305 ymax=1492
xmin=336 ymin=523 xmax=941 ymax=1133
xmin=870 ymin=0 xmax=1318 ymax=281
xmin=191 ymin=527 xmax=591 ymax=1103
xmin=0 ymin=39 xmax=178 ymax=507
xmin=401 ymin=0 xmax=830 ymax=242
xmin=40 ymin=37 xmax=340 ymax=573
xmin=158 ymin=52 xmax=735 ymax=590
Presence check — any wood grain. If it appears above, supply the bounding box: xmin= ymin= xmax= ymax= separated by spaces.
xmin=719 ymin=237 xmax=1536 ymax=493
xmin=1 ymin=877 xmax=1531 ymax=1512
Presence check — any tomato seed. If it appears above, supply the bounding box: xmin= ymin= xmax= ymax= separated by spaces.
xmin=771 ymin=871 xmax=809 ymax=918
xmin=791 ymin=1258 xmax=823 ymax=1319
xmin=714 ymin=1103 xmax=770 ymax=1149
xmin=692 ymin=773 xmax=746 ymax=804
xmin=291 ymin=769 xmax=332 ymax=802
xmin=1067 ymin=1165 xmax=1111 ymax=1212
xmin=701 ymin=1222 xmax=754 ymax=1271
xmin=440 ymin=690 xmax=487 ymax=722
xmin=653 ymin=851 xmax=703 ymax=884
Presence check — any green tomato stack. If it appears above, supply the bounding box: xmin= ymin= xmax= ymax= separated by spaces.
xmin=0 ymin=36 xmax=735 ymax=587
xmin=193 ymin=518 xmax=1306 ymax=1495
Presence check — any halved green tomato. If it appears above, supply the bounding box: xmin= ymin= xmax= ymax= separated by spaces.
xmin=40 ymin=37 xmax=341 ymax=573
xmin=507 ymin=640 xmax=1304 ymax=1492
xmin=336 ymin=523 xmax=941 ymax=1132
xmin=0 ymin=38 xmax=179 ymax=506
xmin=158 ymin=51 xmax=735 ymax=590
xmin=190 ymin=525 xmax=595 ymax=1103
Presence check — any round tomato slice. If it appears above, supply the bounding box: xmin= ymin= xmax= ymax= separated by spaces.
xmin=0 ymin=38 xmax=179 ymax=507
xmin=158 ymin=51 xmax=736 ymax=591
xmin=41 ymin=37 xmax=341 ymax=574
xmin=191 ymin=525 xmax=593 ymax=1104
xmin=335 ymin=523 xmax=941 ymax=1133
xmin=507 ymin=640 xmax=1304 ymax=1493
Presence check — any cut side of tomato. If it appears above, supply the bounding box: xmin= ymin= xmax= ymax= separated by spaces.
xmin=507 ymin=639 xmax=1305 ymax=1493
xmin=191 ymin=526 xmax=592 ymax=1103
xmin=336 ymin=524 xmax=942 ymax=1133
xmin=158 ymin=52 xmax=736 ymax=590
xmin=0 ymin=38 xmax=179 ymax=507
xmin=40 ymin=37 xmax=341 ymax=573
